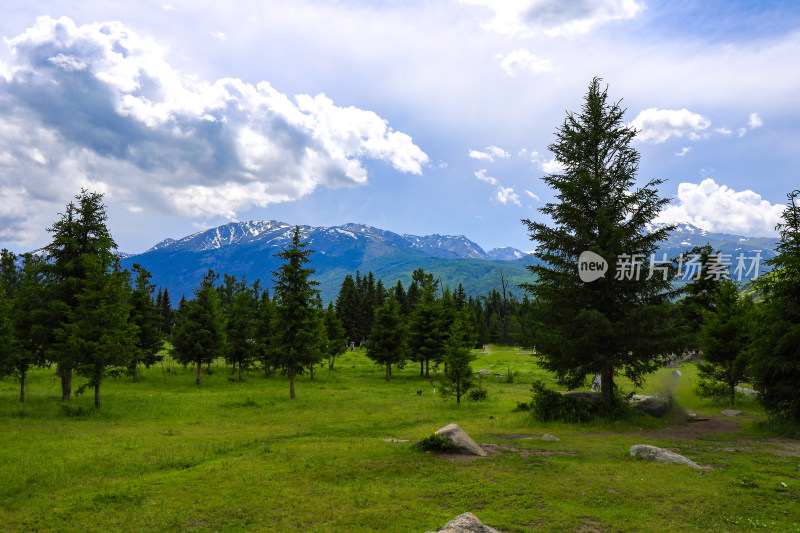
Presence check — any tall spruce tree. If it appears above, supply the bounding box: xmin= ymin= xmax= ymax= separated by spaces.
xmin=171 ymin=270 xmax=224 ymax=385
xmin=322 ymin=302 xmax=347 ymax=370
xmin=366 ymin=298 xmax=407 ymax=381
xmin=439 ymin=317 xmax=476 ymax=404
xmin=44 ymin=190 xmax=119 ymax=400
xmin=128 ymin=264 xmax=164 ymax=381
xmin=224 ymin=280 xmax=258 ymax=381
xmin=271 ymin=226 xmax=324 ymax=399
xmin=521 ymin=78 xmax=676 ymax=406
xmin=749 ymin=189 xmax=800 ymax=422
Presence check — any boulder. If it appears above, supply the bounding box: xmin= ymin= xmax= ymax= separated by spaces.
xmin=540 ymin=434 xmax=560 ymax=441
xmin=630 ymin=444 xmax=701 ymax=469
xmin=564 ymin=391 xmax=602 ymax=404
xmin=735 ymin=386 xmax=757 ymax=397
xmin=435 ymin=424 xmax=487 ymax=456
xmin=634 ymin=395 xmax=672 ymax=418
xmin=720 ymin=410 xmax=744 ymax=417
xmin=424 ymin=512 xmax=500 ymax=533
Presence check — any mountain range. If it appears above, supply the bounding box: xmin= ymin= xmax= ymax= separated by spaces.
xmin=115 ymin=220 xmax=778 ymax=303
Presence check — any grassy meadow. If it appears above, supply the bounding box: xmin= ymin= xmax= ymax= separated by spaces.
xmin=1 ymin=347 xmax=799 ymax=532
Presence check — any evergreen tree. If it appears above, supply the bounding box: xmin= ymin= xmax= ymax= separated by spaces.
xmin=224 ymin=282 xmax=257 ymax=381
xmin=696 ymin=280 xmax=753 ymax=404
xmin=322 ymin=302 xmax=347 ymax=370
xmin=407 ymin=290 xmax=446 ymax=377
xmin=749 ymin=189 xmax=800 ymax=422
xmin=675 ymin=245 xmax=728 ymax=354
xmin=255 ymin=289 xmax=278 ymax=375
xmin=272 ymin=227 xmax=324 ymax=399
xmin=128 ymin=264 xmax=164 ymax=381
xmin=366 ymin=298 xmax=407 ymax=381
xmin=521 ymin=78 xmax=677 ymax=406
xmin=57 ymin=257 xmax=138 ymax=407
xmin=171 ymin=270 xmax=224 ymax=385
xmin=160 ymin=287 xmax=173 ymax=335
xmin=335 ymin=274 xmax=361 ymax=343
xmin=44 ymin=190 xmax=118 ymax=400
xmin=440 ymin=317 xmax=476 ymax=404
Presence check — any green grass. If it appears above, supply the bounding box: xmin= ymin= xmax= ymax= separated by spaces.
xmin=1 ymin=348 xmax=798 ymax=532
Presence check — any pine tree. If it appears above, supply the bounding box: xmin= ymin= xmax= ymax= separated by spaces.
xmin=335 ymin=274 xmax=360 ymax=343
xmin=57 ymin=257 xmax=138 ymax=407
xmin=407 ymin=290 xmax=446 ymax=377
xmin=521 ymin=78 xmax=677 ymax=406
xmin=170 ymin=270 xmax=224 ymax=385
xmin=366 ymin=298 xmax=407 ymax=381
xmin=128 ymin=264 xmax=164 ymax=381
xmin=271 ymin=226 xmax=324 ymax=399
xmin=255 ymin=289 xmax=278 ymax=375
xmin=224 ymin=281 xmax=257 ymax=381
xmin=696 ymin=280 xmax=753 ymax=404
xmin=749 ymin=189 xmax=800 ymax=422
xmin=676 ymin=244 xmax=728 ymax=354
xmin=160 ymin=287 xmax=173 ymax=335
xmin=440 ymin=317 xmax=476 ymax=403
xmin=44 ymin=190 xmax=119 ymax=400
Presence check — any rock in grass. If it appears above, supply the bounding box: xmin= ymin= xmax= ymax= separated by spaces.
xmin=634 ymin=396 xmax=672 ymax=418
xmin=424 ymin=512 xmax=500 ymax=533
xmin=540 ymin=434 xmax=560 ymax=441
xmin=630 ymin=444 xmax=701 ymax=469
xmin=720 ymin=410 xmax=744 ymax=417
xmin=435 ymin=424 xmax=486 ymax=456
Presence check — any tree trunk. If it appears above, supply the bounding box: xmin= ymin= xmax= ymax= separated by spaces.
xmin=420 ymin=361 xmax=423 ymax=376
xmin=131 ymin=363 xmax=139 ymax=383
xmin=238 ymin=361 xmax=243 ymax=382
xmin=600 ymin=367 xmax=614 ymax=406
xmin=310 ymin=364 xmax=314 ymax=381
xmin=196 ymin=360 xmax=202 ymax=386
xmin=386 ymin=362 xmax=391 ymax=382
xmin=730 ymin=383 xmax=736 ymax=405
xmin=425 ymin=359 xmax=429 ymax=377
xmin=329 ymin=356 xmax=334 ymax=370
xmin=94 ymin=383 xmax=101 ymax=408
xmin=59 ymin=365 xmax=72 ymax=401
xmin=289 ymin=372 xmax=296 ymax=399
xmin=19 ymin=370 xmax=26 ymax=403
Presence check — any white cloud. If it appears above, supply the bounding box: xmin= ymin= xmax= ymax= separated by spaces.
xmin=469 ymin=145 xmax=509 ymax=162
xmin=675 ymin=147 xmax=691 ymax=157
xmin=541 ymin=157 xmax=565 ymax=174
xmin=715 ymin=127 xmax=732 ymax=135
xmin=737 ymin=127 xmax=747 ymax=137
xmin=748 ymin=112 xmax=763 ymax=129
xmin=210 ymin=31 xmax=227 ymax=41
xmin=629 ymin=108 xmax=711 ymax=144
xmin=496 ymin=49 xmax=552 ymax=76
xmin=654 ymin=178 xmax=785 ymax=236
xmin=474 ymin=169 xmax=497 ymax=185
xmin=459 ymin=0 xmax=643 ymax=37
xmin=0 ymin=16 xmax=428 ymax=245
xmin=497 ymin=186 xmax=521 ymax=206
xmin=525 ymin=189 xmax=540 ymax=201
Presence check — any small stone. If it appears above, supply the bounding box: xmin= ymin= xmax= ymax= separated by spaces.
xmin=382 ymin=438 xmax=410 ymax=443
xmin=540 ymin=434 xmax=560 ymax=441
xmin=424 ymin=512 xmax=500 ymax=533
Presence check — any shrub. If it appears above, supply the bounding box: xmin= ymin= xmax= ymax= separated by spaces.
xmin=467 ymin=388 xmax=488 ymax=401
xmin=416 ymin=433 xmax=459 ymax=453
xmin=529 ymin=381 xmax=633 ymax=422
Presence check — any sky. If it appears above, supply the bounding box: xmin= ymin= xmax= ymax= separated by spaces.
xmin=1 ymin=0 xmax=798 ymax=254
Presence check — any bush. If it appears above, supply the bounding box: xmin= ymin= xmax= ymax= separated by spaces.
xmin=467 ymin=388 xmax=488 ymax=401
xmin=529 ymin=381 xmax=632 ymax=422
xmin=416 ymin=433 xmax=459 ymax=453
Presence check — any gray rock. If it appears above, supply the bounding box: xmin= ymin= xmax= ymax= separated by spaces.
xmin=477 ymin=369 xmax=491 ymax=375
xmin=540 ymin=434 xmax=560 ymax=441
xmin=630 ymin=444 xmax=701 ymax=469
xmin=720 ymin=410 xmax=744 ymax=417
xmin=435 ymin=423 xmax=487 ymax=456
xmin=564 ymin=391 xmax=602 ymax=404
xmin=424 ymin=512 xmax=500 ymax=533
xmin=382 ymin=438 xmax=410 ymax=443
xmin=634 ymin=395 xmax=672 ymax=418
xmin=735 ymin=386 xmax=757 ymax=397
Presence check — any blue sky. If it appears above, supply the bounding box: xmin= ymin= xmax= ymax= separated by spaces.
xmin=0 ymin=0 xmax=798 ymax=254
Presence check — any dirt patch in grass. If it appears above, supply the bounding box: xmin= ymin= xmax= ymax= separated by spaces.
xmin=433 ymin=443 xmax=578 ymax=462
xmin=587 ymin=417 xmax=739 ymax=441
xmin=703 ymin=439 xmax=800 ymax=457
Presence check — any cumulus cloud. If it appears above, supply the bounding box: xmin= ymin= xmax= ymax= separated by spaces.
xmin=675 ymin=147 xmax=691 ymax=157
xmin=525 ymin=189 xmax=540 ymax=201
xmin=474 ymin=169 xmax=497 ymax=185
xmin=496 ymin=49 xmax=552 ymax=76
xmin=0 ymin=16 xmax=428 ymax=245
xmin=460 ymin=0 xmax=643 ymax=37
xmin=748 ymin=112 xmax=763 ymax=129
xmin=654 ymin=178 xmax=785 ymax=236
xmin=497 ymin=186 xmax=521 ymax=206
xmin=469 ymin=145 xmax=510 ymax=162
xmin=520 ymin=148 xmax=566 ymax=174
xmin=629 ymin=108 xmax=711 ymax=144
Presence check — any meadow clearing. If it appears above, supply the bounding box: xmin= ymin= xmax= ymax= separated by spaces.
xmin=1 ymin=346 xmax=798 ymax=532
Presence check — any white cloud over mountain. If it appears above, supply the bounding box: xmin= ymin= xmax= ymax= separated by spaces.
xmin=655 ymin=178 xmax=785 ymax=236
xmin=0 ymin=16 xmax=428 ymax=245
xmin=496 ymin=49 xmax=552 ymax=76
